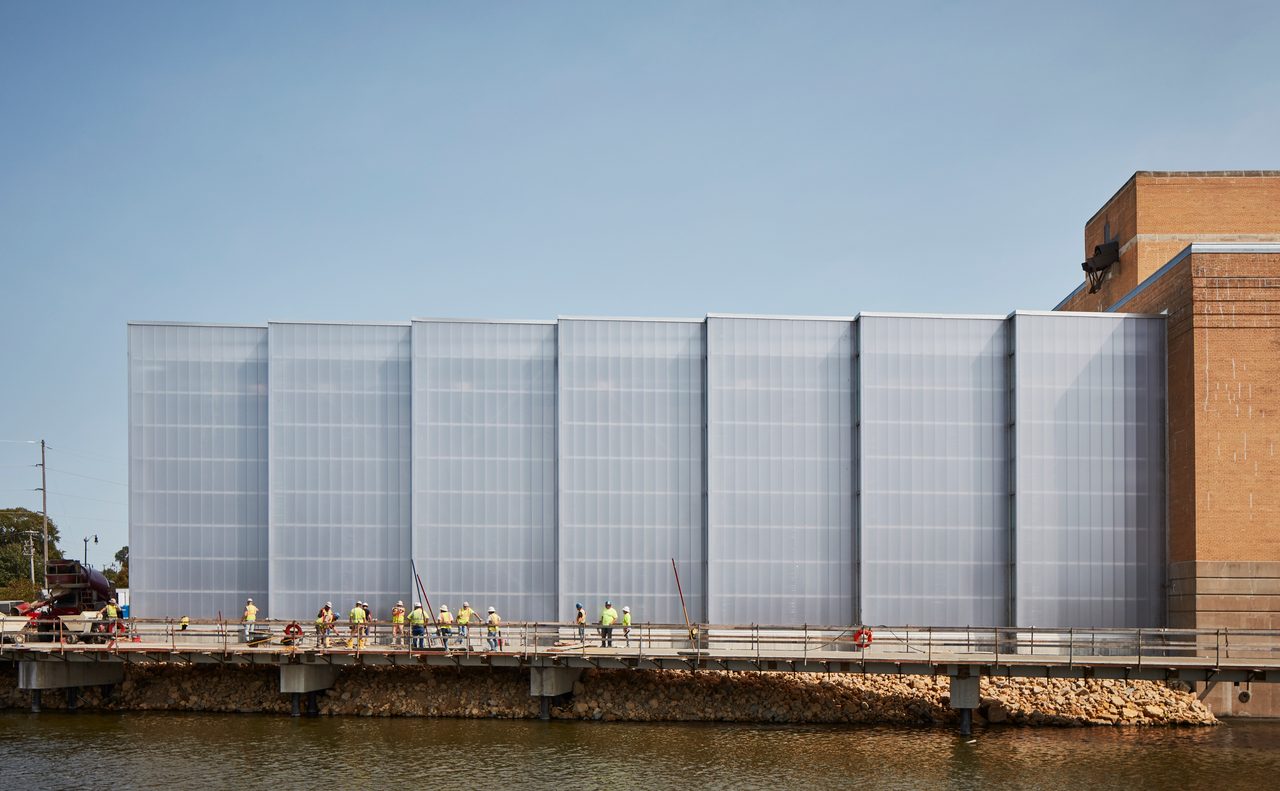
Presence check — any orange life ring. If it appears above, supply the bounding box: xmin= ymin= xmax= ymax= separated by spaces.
xmin=284 ymin=622 xmax=303 ymax=638
xmin=854 ymin=627 xmax=873 ymax=649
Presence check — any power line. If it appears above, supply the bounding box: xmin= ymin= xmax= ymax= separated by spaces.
xmin=44 ymin=491 xmax=127 ymax=506
xmin=45 ymin=445 xmax=121 ymax=465
xmin=50 ymin=514 xmax=129 ymax=526
xmin=45 ymin=467 xmax=127 ymax=487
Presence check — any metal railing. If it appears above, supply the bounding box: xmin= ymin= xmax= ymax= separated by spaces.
xmin=4 ymin=617 xmax=1280 ymax=668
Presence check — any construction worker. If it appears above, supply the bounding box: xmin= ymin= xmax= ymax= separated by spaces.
xmin=348 ymin=599 xmax=367 ymax=648
xmin=574 ymin=602 xmax=586 ymax=644
xmin=241 ymin=598 xmax=258 ymax=640
xmin=321 ymin=601 xmax=336 ymax=648
xmin=486 ymin=606 xmax=501 ymax=651
xmin=179 ymin=615 xmax=190 ymax=632
xmin=408 ymin=601 xmax=428 ymax=650
xmin=390 ymin=600 xmax=406 ymax=647
xmin=360 ymin=601 xmax=374 ymax=643
xmin=315 ymin=602 xmax=332 ymax=648
xmin=457 ymin=601 xmax=476 ymax=650
xmin=438 ymin=605 xmax=454 ymax=649
xmin=621 ymin=606 xmax=632 ymax=647
xmin=102 ymin=598 xmax=120 ymax=634
xmin=599 ymin=600 xmax=619 ymax=647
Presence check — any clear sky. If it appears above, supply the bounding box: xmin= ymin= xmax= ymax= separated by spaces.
xmin=2 ymin=1 xmax=1278 ymax=567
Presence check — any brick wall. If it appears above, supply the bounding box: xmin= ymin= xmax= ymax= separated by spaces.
xmin=1061 ymin=172 xmax=1280 ymax=313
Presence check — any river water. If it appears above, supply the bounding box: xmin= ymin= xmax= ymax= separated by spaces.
xmin=2 ymin=712 xmax=1278 ymax=790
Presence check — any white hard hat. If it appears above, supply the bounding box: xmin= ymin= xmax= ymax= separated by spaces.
xmin=246 ymin=598 xmax=253 ymax=602
xmin=623 ymin=606 xmax=630 ymax=612
xmin=325 ymin=601 xmax=332 ymax=607
xmin=440 ymin=605 xmax=449 ymax=611
xmin=396 ymin=600 xmax=403 ymax=606
xmin=487 ymin=607 xmax=496 ymax=612
xmin=463 ymin=601 xmax=470 ymax=607
xmin=414 ymin=601 xmax=422 ymax=607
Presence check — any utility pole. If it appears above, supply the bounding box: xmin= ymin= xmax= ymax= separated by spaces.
xmin=40 ymin=438 xmax=48 ymax=594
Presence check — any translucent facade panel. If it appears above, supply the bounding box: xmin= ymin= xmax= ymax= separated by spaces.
xmin=268 ymin=323 xmax=412 ymax=619
xmin=1013 ymin=314 xmax=1166 ymax=628
xmin=413 ymin=321 xmax=557 ymax=621
xmin=128 ymin=324 xmax=268 ymax=618
xmin=707 ymin=317 xmax=854 ymax=625
xmin=558 ymin=319 xmax=705 ymax=624
xmin=859 ymin=316 xmax=1009 ymax=627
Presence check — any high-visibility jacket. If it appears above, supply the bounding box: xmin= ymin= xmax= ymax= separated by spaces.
xmin=103 ymin=604 xmax=119 ymax=619
xmin=575 ymin=609 xmax=586 ymax=625
xmin=487 ymin=613 xmax=501 ymax=633
xmin=244 ymin=604 xmax=258 ymax=621
xmin=458 ymin=607 xmax=474 ymax=625
xmin=391 ymin=607 xmax=405 ymax=624
xmin=408 ymin=607 xmax=427 ymax=626
xmin=438 ymin=611 xmax=454 ymax=626
xmin=179 ymin=616 xmax=190 ymax=630
xmin=600 ymin=607 xmax=618 ymax=626
xmin=622 ymin=613 xmax=631 ymax=628
xmin=349 ymin=607 xmax=366 ymax=623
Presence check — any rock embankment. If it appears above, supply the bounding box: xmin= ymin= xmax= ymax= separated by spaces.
xmin=0 ymin=664 xmax=1216 ymax=726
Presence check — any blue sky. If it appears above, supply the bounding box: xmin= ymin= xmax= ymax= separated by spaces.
xmin=2 ymin=1 xmax=1278 ymax=565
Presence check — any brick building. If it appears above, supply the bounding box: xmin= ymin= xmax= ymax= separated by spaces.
xmin=1057 ymin=171 xmax=1280 ymax=714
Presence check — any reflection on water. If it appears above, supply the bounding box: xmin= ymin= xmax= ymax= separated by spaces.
xmin=1 ymin=711 xmax=1278 ymax=790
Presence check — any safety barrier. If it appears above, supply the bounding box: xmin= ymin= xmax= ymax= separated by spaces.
xmin=3 ymin=617 xmax=1279 ymax=670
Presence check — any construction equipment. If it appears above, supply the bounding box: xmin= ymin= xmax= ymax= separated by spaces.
xmin=8 ymin=559 xmax=117 ymax=643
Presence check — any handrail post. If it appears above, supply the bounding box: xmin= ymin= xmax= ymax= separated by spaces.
xmin=1216 ymin=628 xmax=1221 ymax=666
xmin=1068 ymin=628 xmax=1073 ymax=667
xmin=1137 ymin=628 xmax=1143 ymax=668
xmin=927 ymin=626 xmax=933 ymax=665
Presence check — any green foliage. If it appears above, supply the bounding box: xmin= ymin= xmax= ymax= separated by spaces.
xmin=0 ymin=507 xmax=65 ymax=592
xmin=103 ymin=545 xmax=129 ymax=588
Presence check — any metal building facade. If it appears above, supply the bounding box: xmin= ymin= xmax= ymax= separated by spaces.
xmin=129 ymin=312 xmax=1166 ymax=628
xmin=858 ymin=315 xmax=1010 ymax=627
xmin=412 ymin=320 xmax=558 ymax=621
xmin=267 ymin=322 xmax=412 ymax=620
xmin=558 ymin=318 xmax=706 ymax=623
xmin=707 ymin=316 xmax=855 ymax=626
xmin=1012 ymin=312 xmax=1167 ymax=627
xmin=128 ymin=323 xmax=269 ymax=618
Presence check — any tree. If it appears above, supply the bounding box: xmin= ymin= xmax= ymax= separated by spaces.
xmin=104 ymin=545 xmax=129 ymax=588
xmin=0 ymin=507 xmax=65 ymax=600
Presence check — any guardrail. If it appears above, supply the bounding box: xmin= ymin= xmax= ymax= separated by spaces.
xmin=4 ymin=618 xmax=1279 ymax=667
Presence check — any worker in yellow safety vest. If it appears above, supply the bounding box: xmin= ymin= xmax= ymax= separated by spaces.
xmin=574 ymin=602 xmax=587 ymax=644
xmin=621 ymin=606 xmax=632 ymax=647
xmin=485 ymin=607 xmax=501 ymax=651
xmin=437 ymin=605 xmax=455 ymax=649
xmin=102 ymin=599 xmax=122 ymax=635
xmin=179 ymin=615 xmax=190 ymax=632
xmin=390 ymin=601 xmax=406 ymax=647
xmin=315 ymin=602 xmax=333 ymax=648
xmin=348 ymin=600 xmax=367 ymax=648
xmin=457 ymin=602 xmax=476 ymax=650
xmin=407 ymin=602 xmax=428 ymax=650
xmin=242 ymin=598 xmax=258 ymax=640
xmin=599 ymin=601 xmax=619 ymax=647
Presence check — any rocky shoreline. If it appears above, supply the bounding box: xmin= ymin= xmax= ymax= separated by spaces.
xmin=0 ymin=664 xmax=1217 ymax=726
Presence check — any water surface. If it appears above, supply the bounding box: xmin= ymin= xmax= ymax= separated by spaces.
xmin=2 ymin=712 xmax=1277 ymax=790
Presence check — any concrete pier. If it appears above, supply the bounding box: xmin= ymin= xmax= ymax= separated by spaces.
xmin=18 ymin=661 xmax=125 ymax=691
xmin=530 ymin=666 xmax=581 ymax=719
xmin=280 ymin=664 xmax=338 ymax=717
xmin=949 ymin=675 xmax=980 ymax=736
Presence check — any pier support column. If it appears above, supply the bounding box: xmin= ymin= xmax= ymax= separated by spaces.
xmin=19 ymin=661 xmax=124 ymax=691
xmin=66 ymin=686 xmax=79 ymax=712
xmin=949 ymin=675 xmax=980 ymax=737
xmin=530 ymin=667 xmax=580 ymax=720
xmin=280 ymin=664 xmax=338 ymax=716
xmin=30 ymin=689 xmax=41 ymax=713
